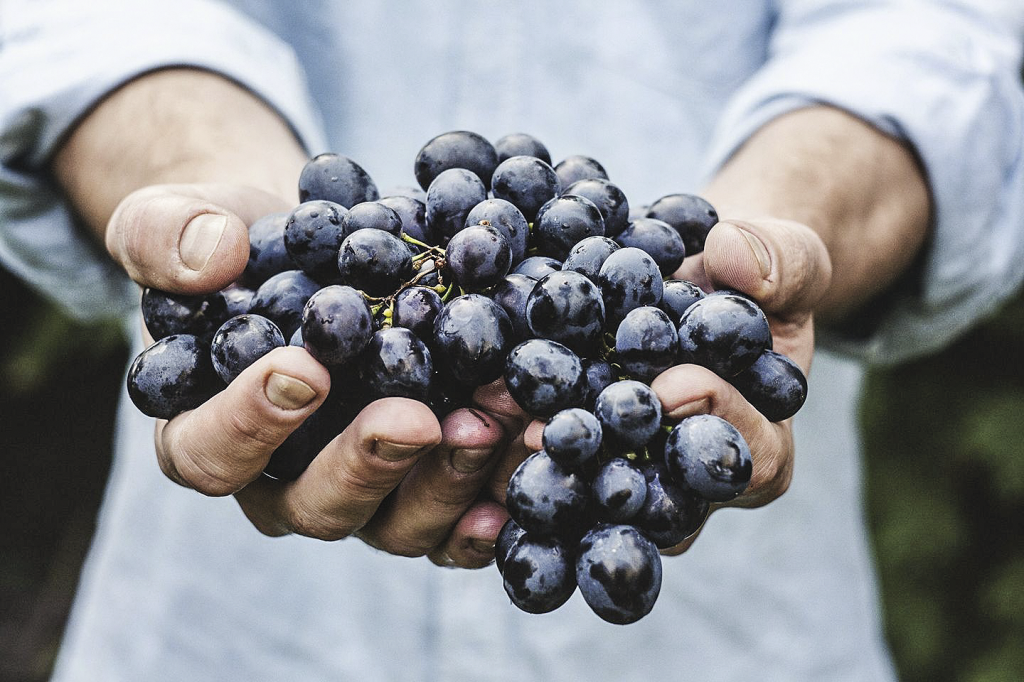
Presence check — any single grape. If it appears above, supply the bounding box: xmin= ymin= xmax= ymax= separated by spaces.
xmin=659 ymin=279 xmax=705 ymax=324
xmin=576 ymin=523 xmax=662 ymax=625
xmin=554 ymin=155 xmax=608 ymax=188
xmin=141 ymin=287 xmax=230 ymax=342
xmin=298 ymin=152 xmax=379 ymax=207
xmin=359 ymin=327 xmax=433 ymax=402
xmin=494 ymin=132 xmax=551 ymax=165
xmin=562 ymin=178 xmax=630 ymax=237
xmin=502 ymin=534 xmax=577 ymax=614
xmin=490 ymin=155 xmax=561 ymax=222
xmin=380 ymin=185 xmax=427 ymax=203
xmin=425 ymin=168 xmax=488 ymax=244
xmin=533 ymin=195 xmax=606 ymax=260
xmin=504 ymin=338 xmax=586 ymax=419
xmin=594 ymin=380 xmax=662 ymax=453
xmin=414 ymin=130 xmax=498 ymax=191
xmin=210 ymin=314 xmax=286 ymax=384
xmin=432 ymin=294 xmax=514 ymax=388
xmin=249 ymin=269 xmax=321 ymax=339
xmin=729 ymin=349 xmax=808 ymax=422
xmin=495 ymin=517 xmax=527 ymax=575
xmin=592 ymin=458 xmax=647 ymax=523
xmin=512 ymin=256 xmax=563 ymax=280
xmin=464 ymin=198 xmax=530 ymax=265
xmin=244 ymin=211 xmax=294 ymax=286
xmin=489 ymin=273 xmax=537 ymax=342
xmin=301 ymin=285 xmax=375 ymax=367
xmin=645 ymin=193 xmax=718 ymax=256
xmin=614 ymin=306 xmax=680 ymax=383
xmin=542 ymin=408 xmax=603 ymax=470
xmin=445 ymin=223 xmax=512 ymax=291
xmin=676 ymin=293 xmax=771 ymax=377
xmin=597 ymin=247 xmax=664 ymax=329
xmin=615 ymin=218 xmax=686 ymax=277
xmin=561 ymin=235 xmax=620 ymax=284
xmin=525 ymin=270 xmax=605 ymax=356
xmin=634 ymin=461 xmax=709 ymax=548
xmin=336 ymin=228 xmax=413 ymax=297
xmin=219 ymin=284 xmax=255 ymax=318
xmin=339 ymin=201 xmax=403 ymax=237
xmin=664 ymin=414 xmax=753 ymax=502
xmin=126 ymin=334 xmax=223 ymax=419
xmin=506 ymin=450 xmax=592 ymax=541
xmin=580 ymin=358 xmax=617 ymax=411
xmin=378 ymin=195 xmax=434 ymax=244
xmin=283 ymin=200 xmax=348 ymax=283
xmin=392 ymin=286 xmax=443 ymax=343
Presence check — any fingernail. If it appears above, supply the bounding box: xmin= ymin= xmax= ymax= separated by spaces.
xmin=180 ymin=213 xmax=227 ymax=271
xmin=735 ymin=225 xmax=772 ymax=279
xmin=470 ymin=538 xmax=495 ymax=555
xmin=666 ymin=397 xmax=711 ymax=420
xmin=451 ymin=447 xmax=492 ymax=474
xmin=265 ymin=372 xmax=317 ymax=410
xmin=375 ymin=440 xmax=425 ymax=462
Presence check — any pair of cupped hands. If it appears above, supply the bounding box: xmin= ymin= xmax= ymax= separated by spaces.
xmin=109 ymin=181 xmax=831 ymax=568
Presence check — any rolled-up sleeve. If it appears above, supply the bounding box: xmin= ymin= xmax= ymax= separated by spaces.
xmin=0 ymin=0 xmax=327 ymax=321
xmin=701 ymin=0 xmax=1024 ymax=365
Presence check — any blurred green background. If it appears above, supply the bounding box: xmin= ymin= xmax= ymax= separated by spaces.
xmin=2 ymin=264 xmax=1023 ymax=681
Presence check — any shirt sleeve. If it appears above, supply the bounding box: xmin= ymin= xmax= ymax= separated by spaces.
xmin=700 ymin=0 xmax=1024 ymax=365
xmin=0 ymin=0 xmax=328 ymax=322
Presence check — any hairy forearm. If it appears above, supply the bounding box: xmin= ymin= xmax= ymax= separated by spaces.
xmin=52 ymin=68 xmax=308 ymax=237
xmin=703 ymin=105 xmax=931 ymax=320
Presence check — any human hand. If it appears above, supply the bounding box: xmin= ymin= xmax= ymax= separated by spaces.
xmin=109 ymin=183 xmax=508 ymax=568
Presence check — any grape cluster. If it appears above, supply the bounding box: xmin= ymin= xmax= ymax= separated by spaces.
xmin=126 ymin=130 xmax=809 ymax=622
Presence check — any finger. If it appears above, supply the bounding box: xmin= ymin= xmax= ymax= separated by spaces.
xmin=652 ymin=363 xmax=793 ymax=509
xmin=671 ymin=251 xmax=712 ymax=292
xmin=472 ymin=378 xmax=534 ymax=503
xmin=106 ymin=183 xmax=291 ymax=294
xmin=428 ymin=500 xmax=510 ymax=569
xmin=156 ymin=346 xmax=329 ymax=496
xmin=355 ymin=407 xmax=505 ymax=557
xmin=234 ymin=398 xmax=442 ymax=541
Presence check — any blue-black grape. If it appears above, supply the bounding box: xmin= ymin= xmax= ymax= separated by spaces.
xmin=245 ymin=211 xmax=294 ymax=286
xmin=594 ymin=380 xmax=663 ymax=453
xmin=664 ymin=414 xmax=753 ymax=502
xmin=581 ymin=358 xmax=618 ymax=411
xmin=592 ymin=458 xmax=647 ymax=523
xmin=141 ymin=287 xmax=230 ymax=342
xmin=378 ymin=195 xmax=433 ymax=245
xmin=506 ymin=450 xmax=592 ymax=540
xmin=562 ymin=178 xmax=630 ymax=237
xmin=489 ymin=273 xmax=536 ymax=342
xmin=336 ymin=228 xmax=413 ymax=297
xmin=339 ymin=201 xmax=403 ymax=237
xmin=490 ymin=155 xmax=561 ymax=222
xmin=298 ymin=153 xmax=379 ymax=207
xmin=533 ymin=195 xmax=605 ymax=261
xmin=283 ymin=200 xmax=348 ymax=283
xmin=729 ymin=349 xmax=808 ymax=422
xmin=614 ymin=306 xmax=680 ymax=383
xmin=425 ymin=168 xmax=488 ymax=244
xmin=512 ymin=256 xmax=562 ymax=280
xmin=127 ymin=334 xmax=223 ymax=419
xmin=542 ymin=408 xmax=603 ymax=470
xmin=495 ymin=517 xmax=527 ymax=575
xmin=615 ymin=217 xmax=686 ymax=277
xmin=464 ymin=198 xmax=530 ymax=264
xmin=445 ymin=224 xmax=512 ymax=291
xmin=210 ymin=314 xmax=286 ymax=384
xmin=677 ymin=293 xmax=771 ymax=377
xmin=561 ymin=235 xmax=620 ymax=284
xmin=249 ymin=269 xmax=321 ymax=339
xmin=597 ymin=247 xmax=664 ymax=329
xmin=645 ymin=193 xmax=718 ymax=256
xmin=554 ymin=155 xmax=608 ymax=188
xmin=414 ymin=130 xmax=498 ymax=191
xmin=525 ymin=270 xmax=605 ymax=355
xmin=659 ymin=279 xmax=705 ymax=324
xmin=576 ymin=523 xmax=662 ymax=625
xmin=432 ymin=294 xmax=513 ymax=388
xmin=219 ymin=284 xmax=255 ymax=318
xmin=301 ymin=284 xmax=375 ymax=367
xmin=504 ymin=338 xmax=586 ymax=419
xmin=359 ymin=327 xmax=433 ymax=402
xmin=634 ymin=461 xmax=709 ymax=548
xmin=392 ymin=286 xmax=443 ymax=343
xmin=502 ymin=534 xmax=577 ymax=614
xmin=494 ymin=132 xmax=551 ymax=165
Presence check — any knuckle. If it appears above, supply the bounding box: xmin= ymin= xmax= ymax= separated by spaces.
xmin=287 ymin=506 xmax=353 ymax=542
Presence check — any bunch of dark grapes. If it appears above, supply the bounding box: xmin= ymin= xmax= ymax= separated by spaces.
xmin=126 ymin=130 xmax=809 ymax=623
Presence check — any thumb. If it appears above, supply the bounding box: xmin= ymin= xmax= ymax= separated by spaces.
xmin=702 ymin=218 xmax=832 ymax=318
xmin=106 ymin=183 xmax=292 ymax=294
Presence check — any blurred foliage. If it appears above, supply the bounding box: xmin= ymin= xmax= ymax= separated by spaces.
xmin=861 ymin=286 xmax=1024 ymax=682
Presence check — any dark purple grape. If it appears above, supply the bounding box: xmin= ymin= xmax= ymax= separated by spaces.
xmin=432 ymin=294 xmax=513 ymax=388
xmin=729 ymin=349 xmax=808 ymax=422
xmin=339 ymin=201 xmax=403 ymax=237
xmin=244 ymin=211 xmax=294 ymax=286
xmin=378 ymin=195 xmax=433 ymax=244
xmin=576 ymin=523 xmax=662 ymax=625
xmin=127 ymin=334 xmax=223 ymax=419
xmin=494 ymin=132 xmax=551 ymax=165
xmin=525 ymin=270 xmax=605 ymax=355
xmin=464 ymin=198 xmax=530 ymax=264
xmin=581 ymin=359 xmax=617 ymax=411
xmin=414 ymin=130 xmax=498 ymax=191
xmin=635 ymin=461 xmax=709 ymax=548
xmin=614 ymin=306 xmax=680 ymax=383
xmin=490 ymin=155 xmax=561 ymax=222
xmin=542 ymin=408 xmax=603 ymax=470
xmin=298 ymin=153 xmax=379 ymax=208
xmin=533 ymin=195 xmax=605 ymax=261
xmin=554 ymin=155 xmax=608 ymax=188
xmin=562 ymin=178 xmax=630 ymax=237
xmin=218 ymin=284 xmax=255 ymax=318
xmin=425 ymin=168 xmax=488 ymax=244
xmin=503 ymin=534 xmax=577 ymax=614
xmin=512 ymin=256 xmax=562 ymax=280
xmin=445 ymin=224 xmax=512 ymax=291
xmin=301 ymin=285 xmax=375 ymax=367
xmin=677 ymin=293 xmax=771 ymax=378
xmin=615 ymin=218 xmax=686 ymax=277
xmin=495 ymin=517 xmax=527 ymax=575
xmin=506 ymin=450 xmax=592 ymax=541
xmin=592 ymin=458 xmax=647 ymax=523
xmin=489 ymin=273 xmax=536 ymax=342
xmin=561 ymin=235 xmax=620 ymax=284
xmin=336 ymin=228 xmax=413 ymax=297
xmin=597 ymin=247 xmax=664 ymax=329
xmin=141 ymin=287 xmax=230 ymax=342
xmin=664 ymin=414 xmax=753 ymax=502
xmin=392 ymin=286 xmax=443 ymax=343
xmin=659 ymin=279 xmax=705 ymax=324
xmin=248 ymin=269 xmax=321 ymax=339
xmin=381 ymin=185 xmax=427 ymax=203
xmin=283 ymin=200 xmax=348 ymax=283
xmin=359 ymin=327 xmax=433 ymax=402
xmin=505 ymin=339 xmax=586 ymax=419
xmin=594 ymin=380 xmax=662 ymax=453
xmin=210 ymin=314 xmax=286 ymax=384
xmin=645 ymin=193 xmax=718 ymax=256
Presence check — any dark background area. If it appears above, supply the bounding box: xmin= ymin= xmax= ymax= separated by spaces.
xmin=2 ymin=263 xmax=1024 ymax=681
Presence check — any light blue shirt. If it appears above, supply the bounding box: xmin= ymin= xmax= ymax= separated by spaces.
xmin=1 ymin=1 xmax=1023 ymax=680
